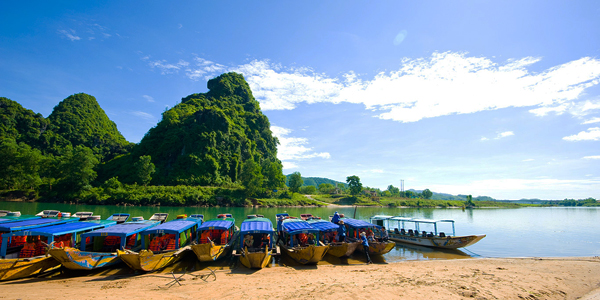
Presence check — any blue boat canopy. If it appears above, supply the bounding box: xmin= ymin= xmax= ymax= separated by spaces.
xmin=307 ymin=220 xmax=339 ymax=232
xmin=0 ymin=215 xmax=40 ymax=224
xmin=141 ymin=219 xmax=201 ymax=236
xmin=282 ymin=219 xmax=319 ymax=235
xmin=82 ymin=222 xmax=157 ymax=239
xmin=341 ymin=218 xmax=380 ymax=229
xmin=0 ymin=217 xmax=79 ymax=232
xmin=240 ymin=218 xmax=273 ymax=234
xmin=199 ymin=219 xmax=234 ymax=231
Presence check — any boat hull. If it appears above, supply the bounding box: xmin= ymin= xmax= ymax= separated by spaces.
xmin=238 ymin=246 xmax=273 ymax=269
xmin=191 ymin=242 xmax=230 ymax=262
xmin=389 ymin=234 xmax=486 ymax=249
xmin=279 ymin=242 xmax=329 ymax=264
xmin=0 ymin=256 xmax=61 ymax=281
xmin=356 ymin=241 xmax=396 ymax=255
xmin=117 ymin=247 xmax=190 ymax=272
xmin=48 ymin=247 xmax=121 ymax=270
xmin=326 ymin=241 xmax=360 ymax=257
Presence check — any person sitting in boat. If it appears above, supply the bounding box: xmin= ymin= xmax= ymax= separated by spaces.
xmin=331 ymin=212 xmax=340 ymax=224
xmin=220 ymin=230 xmax=229 ymax=246
xmin=307 ymin=233 xmax=316 ymax=245
xmin=379 ymin=227 xmax=389 ymax=242
xmin=291 ymin=235 xmax=298 ymax=247
xmin=200 ymin=230 xmax=212 ymax=244
xmin=298 ymin=233 xmax=308 ymax=246
xmin=337 ymin=221 xmax=346 ymax=242
xmin=243 ymin=234 xmax=254 ymax=250
xmin=260 ymin=234 xmax=270 ymax=249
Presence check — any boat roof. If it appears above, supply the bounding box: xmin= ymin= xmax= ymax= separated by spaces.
xmin=0 ymin=217 xmax=79 ymax=232
xmin=199 ymin=218 xmax=235 ymax=231
xmin=370 ymin=215 xmax=394 ymax=220
xmin=0 ymin=215 xmax=39 ymax=223
xmin=240 ymin=218 xmax=273 ymax=234
xmin=276 ymin=213 xmax=289 ymax=218
xmin=3 ymin=220 xmax=116 ymax=237
xmin=141 ymin=219 xmax=201 ymax=235
xmin=341 ymin=218 xmax=379 ymax=229
xmin=306 ymin=219 xmax=339 ymax=232
xmin=82 ymin=221 xmax=158 ymax=238
xmin=282 ymin=219 xmax=319 ymax=235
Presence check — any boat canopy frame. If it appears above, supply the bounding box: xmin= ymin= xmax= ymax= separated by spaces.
xmin=369 ymin=216 xmax=456 ymax=236
xmin=139 ymin=219 xmax=202 ymax=249
xmin=79 ymin=222 xmax=159 ymax=251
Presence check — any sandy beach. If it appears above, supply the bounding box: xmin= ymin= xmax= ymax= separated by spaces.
xmin=1 ymin=256 xmax=599 ymax=299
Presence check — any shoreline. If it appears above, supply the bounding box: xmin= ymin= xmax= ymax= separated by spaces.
xmin=2 ymin=256 xmax=599 ymax=299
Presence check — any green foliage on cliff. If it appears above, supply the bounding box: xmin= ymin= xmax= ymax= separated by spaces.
xmin=0 ymin=97 xmax=50 ymax=148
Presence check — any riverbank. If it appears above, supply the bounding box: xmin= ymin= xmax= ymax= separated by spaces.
xmin=2 ymin=257 xmax=599 ymax=299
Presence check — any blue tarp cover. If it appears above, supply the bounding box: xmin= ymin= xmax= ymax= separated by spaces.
xmin=341 ymin=218 xmax=378 ymax=229
xmin=7 ymin=221 xmax=115 ymax=236
xmin=199 ymin=219 xmax=234 ymax=231
xmin=84 ymin=222 xmax=156 ymax=236
xmin=240 ymin=218 xmax=273 ymax=234
xmin=282 ymin=219 xmax=319 ymax=234
xmin=307 ymin=220 xmax=339 ymax=232
xmin=142 ymin=219 xmax=200 ymax=235
xmin=0 ymin=218 xmax=74 ymax=231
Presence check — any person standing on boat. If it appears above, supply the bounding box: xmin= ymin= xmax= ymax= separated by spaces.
xmin=331 ymin=212 xmax=340 ymax=224
xmin=337 ymin=220 xmax=346 ymax=242
xmin=360 ymin=232 xmax=373 ymax=264
xmin=380 ymin=226 xmax=389 ymax=242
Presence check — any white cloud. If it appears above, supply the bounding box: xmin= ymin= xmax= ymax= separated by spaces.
xmin=583 ymin=117 xmax=600 ymax=124
xmin=132 ymin=111 xmax=154 ymax=119
xmin=563 ymin=127 xmax=600 ymax=141
xmin=148 ymin=59 xmax=190 ymax=75
xmin=57 ymin=29 xmax=80 ymax=41
xmin=522 ymin=159 xmax=534 ymax=162
xmin=143 ymin=52 xmax=600 ymax=123
xmin=270 ymin=125 xmax=330 ymax=169
xmin=481 ymin=131 xmax=514 ymax=141
xmin=142 ymin=95 xmax=155 ymax=102
xmin=583 ymin=155 xmax=600 ymax=159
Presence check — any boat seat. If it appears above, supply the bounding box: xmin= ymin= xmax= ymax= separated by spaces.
xmin=439 ymin=232 xmax=445 ymax=237
xmin=427 ymin=232 xmax=434 ymax=237
xmin=400 ymin=229 xmax=406 ymax=235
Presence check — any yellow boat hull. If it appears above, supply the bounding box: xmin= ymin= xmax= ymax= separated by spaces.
xmin=327 ymin=241 xmax=360 ymax=257
xmin=0 ymin=256 xmax=60 ymax=281
xmin=48 ymin=247 xmax=120 ymax=270
xmin=356 ymin=241 xmax=396 ymax=255
xmin=117 ymin=247 xmax=189 ymax=272
xmin=238 ymin=246 xmax=272 ymax=269
xmin=191 ymin=242 xmax=229 ymax=262
xmin=280 ymin=243 xmax=329 ymax=265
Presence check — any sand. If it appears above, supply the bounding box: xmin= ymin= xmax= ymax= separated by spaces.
xmin=1 ymin=257 xmax=600 ymax=300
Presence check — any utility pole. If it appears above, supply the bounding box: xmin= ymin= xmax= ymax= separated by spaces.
xmin=400 ymin=180 xmax=404 ymax=192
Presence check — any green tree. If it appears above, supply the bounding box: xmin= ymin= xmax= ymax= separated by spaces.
xmin=288 ymin=172 xmax=303 ymax=193
xmin=261 ymin=160 xmax=286 ymax=192
xmin=240 ymin=159 xmax=264 ymax=197
xmin=422 ymin=188 xmax=433 ymax=199
xmin=0 ymin=138 xmax=43 ymax=190
xmin=300 ymin=185 xmax=317 ymax=194
xmin=465 ymin=195 xmax=475 ymax=207
xmin=134 ymin=155 xmax=155 ymax=186
xmin=318 ymin=183 xmax=335 ymax=194
xmin=346 ymin=175 xmax=362 ymax=196
xmin=387 ymin=185 xmax=400 ymax=195
xmin=57 ymin=145 xmax=99 ymax=192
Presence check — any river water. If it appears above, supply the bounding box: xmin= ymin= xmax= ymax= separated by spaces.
xmin=2 ymin=202 xmax=599 ymax=263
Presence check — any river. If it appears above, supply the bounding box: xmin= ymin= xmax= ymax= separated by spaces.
xmin=2 ymin=201 xmax=599 ymax=263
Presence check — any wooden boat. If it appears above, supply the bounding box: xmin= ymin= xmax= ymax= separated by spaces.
xmin=35 ymin=210 xmax=62 ymax=218
xmin=191 ymin=215 xmax=238 ymax=262
xmin=73 ymin=212 xmax=95 ymax=220
xmin=117 ymin=217 xmax=202 ymax=272
xmin=370 ymin=215 xmax=486 ymax=249
xmin=306 ymin=219 xmax=360 ymax=257
xmin=276 ymin=215 xmax=329 ymax=264
xmin=106 ymin=213 xmax=130 ymax=224
xmin=48 ymin=220 xmax=159 ymax=270
xmin=300 ymin=214 xmax=320 ymax=220
xmin=0 ymin=220 xmax=116 ymax=281
xmin=149 ymin=213 xmax=169 ymax=223
xmin=0 ymin=211 xmax=21 ymax=217
xmin=0 ymin=217 xmax=80 ymax=254
xmin=341 ymin=218 xmax=396 ymax=255
xmin=233 ymin=217 xmax=279 ymax=269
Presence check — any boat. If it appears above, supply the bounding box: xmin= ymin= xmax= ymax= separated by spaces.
xmin=300 ymin=214 xmax=320 ymax=220
xmin=341 ymin=218 xmax=395 ymax=255
xmin=0 ymin=211 xmax=21 ymax=217
xmin=370 ymin=215 xmax=486 ymax=249
xmin=149 ymin=213 xmax=169 ymax=223
xmin=233 ymin=217 xmax=279 ymax=269
xmin=306 ymin=219 xmax=360 ymax=257
xmin=0 ymin=219 xmax=116 ymax=281
xmin=48 ymin=220 xmax=159 ymax=270
xmin=117 ymin=217 xmax=203 ymax=272
xmin=73 ymin=212 xmax=95 ymax=220
xmin=191 ymin=215 xmax=238 ymax=262
xmin=106 ymin=213 xmax=130 ymax=224
xmin=35 ymin=210 xmax=62 ymax=218
xmin=276 ymin=214 xmax=329 ymax=264
xmin=0 ymin=217 xmax=80 ymax=252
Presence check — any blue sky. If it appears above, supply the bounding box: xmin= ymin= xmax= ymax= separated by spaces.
xmin=2 ymin=1 xmax=600 ymax=200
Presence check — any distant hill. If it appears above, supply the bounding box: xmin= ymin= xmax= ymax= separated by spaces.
xmin=285 ymin=175 xmax=347 ymax=188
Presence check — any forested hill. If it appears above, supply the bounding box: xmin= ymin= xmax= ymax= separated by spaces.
xmin=100 ymin=72 xmax=284 ymax=187
xmin=0 ymin=94 xmax=132 ymax=160
xmin=285 ymin=175 xmax=347 ymax=188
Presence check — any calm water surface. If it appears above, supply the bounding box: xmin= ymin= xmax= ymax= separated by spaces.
xmin=2 ymin=202 xmax=599 ymax=263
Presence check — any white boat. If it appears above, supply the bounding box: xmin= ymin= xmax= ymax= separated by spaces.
xmin=370 ymin=215 xmax=485 ymax=249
